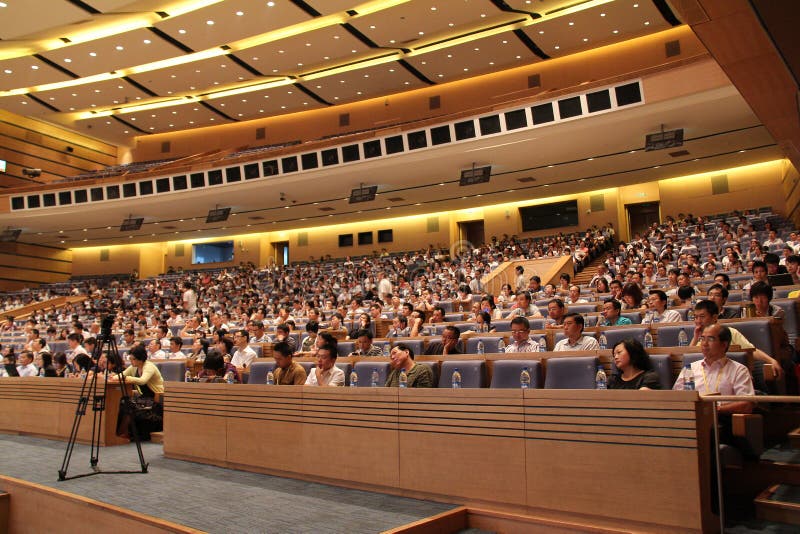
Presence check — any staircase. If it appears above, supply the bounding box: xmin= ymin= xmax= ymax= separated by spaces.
xmin=573 ymin=255 xmax=607 ymax=286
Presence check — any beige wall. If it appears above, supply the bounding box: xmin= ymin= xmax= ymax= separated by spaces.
xmin=66 ymin=159 xmax=789 ymax=277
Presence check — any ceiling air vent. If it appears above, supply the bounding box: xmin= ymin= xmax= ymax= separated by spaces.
xmin=517 ymin=177 xmax=536 ymax=183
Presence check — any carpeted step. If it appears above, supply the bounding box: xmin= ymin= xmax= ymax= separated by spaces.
xmin=755 ymin=484 xmax=800 ymax=525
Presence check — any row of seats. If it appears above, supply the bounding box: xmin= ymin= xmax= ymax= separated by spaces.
xmin=154 ymin=353 xmax=744 ymax=390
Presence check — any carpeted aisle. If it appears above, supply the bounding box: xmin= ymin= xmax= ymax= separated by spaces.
xmin=0 ymin=434 xmax=455 ymax=533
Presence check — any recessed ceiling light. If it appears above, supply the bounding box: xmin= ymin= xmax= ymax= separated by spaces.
xmin=539 ymin=30 xmax=544 ymax=34
xmin=179 ymin=29 xmax=186 ymax=34
xmin=236 ymin=11 xmax=244 ymax=16
xmin=207 ymin=20 xmax=214 ymax=25
xmin=64 ymin=58 xmax=72 ymax=63
xmin=601 ymin=13 xmax=606 ymax=17
xmin=267 ymin=1 xmax=275 ymax=6
xmin=143 ymin=39 xmax=151 ymax=44
xmin=554 ymin=45 xmax=560 ymax=49
xmin=613 ymin=30 xmax=619 ymax=34
xmin=583 ymin=38 xmax=588 ymax=42
xmin=644 ymin=21 xmax=650 ymax=25
xmin=31 ymin=65 xmax=39 ymax=70
xmin=115 ymin=45 xmax=124 ymax=51
xmin=0 ymin=3 xmax=7 ymax=7
xmin=3 ymin=69 xmax=11 ymax=74
xmin=418 ymin=31 xmax=424 ymax=35
xmin=633 ymin=3 xmax=639 ymax=7
xmin=89 ymin=52 xmax=97 ymax=56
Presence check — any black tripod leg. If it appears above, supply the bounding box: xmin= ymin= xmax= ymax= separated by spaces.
xmin=58 ymin=366 xmax=93 ymax=480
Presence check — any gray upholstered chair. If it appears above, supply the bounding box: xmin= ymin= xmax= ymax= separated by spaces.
xmin=490 ymin=360 xmax=541 ymax=389
xmin=544 ymin=356 xmax=598 ymax=389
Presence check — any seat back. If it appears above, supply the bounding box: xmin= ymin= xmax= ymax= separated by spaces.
xmin=298 ymin=361 xmax=315 ymax=375
xmin=247 ymin=361 xmax=276 ymax=384
xmin=417 ymin=361 xmax=439 ymax=385
xmin=599 ymin=327 xmax=648 ymax=347
xmin=621 ymin=311 xmax=642 ymax=324
xmin=490 ymin=360 xmax=541 ymax=389
xmin=544 ymin=356 xmax=598 ymax=389
xmin=567 ymin=304 xmax=597 ymax=315
xmin=335 ymin=362 xmax=353 ymax=386
xmin=655 ymin=324 xmax=695 ymax=347
xmin=649 ymin=353 xmax=673 ymax=390
xmin=492 ymin=320 xmax=512 ymax=332
xmin=397 ymin=339 xmax=424 ymax=356
xmin=155 ymin=361 xmax=186 ymax=382
xmin=438 ymin=360 xmax=486 ymax=388
xmin=465 ymin=337 xmax=504 ymax=354
xmin=773 ymin=299 xmax=798 ymax=345
xmin=730 ymin=320 xmax=772 ymax=354
xmin=336 ymin=341 xmax=355 ymax=357
xmin=352 ymin=361 xmax=391 ymax=387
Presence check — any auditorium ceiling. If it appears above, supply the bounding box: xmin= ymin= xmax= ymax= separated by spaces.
xmin=0 ymin=0 xmax=787 ymax=246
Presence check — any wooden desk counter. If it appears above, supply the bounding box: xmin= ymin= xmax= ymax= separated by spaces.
xmin=0 ymin=377 xmax=129 ymax=446
xmin=163 ymin=385 xmax=716 ymax=533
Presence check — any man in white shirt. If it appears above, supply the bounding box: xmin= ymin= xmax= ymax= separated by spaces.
xmin=66 ymin=333 xmax=89 ymax=364
xmin=643 ymin=290 xmax=682 ymax=324
xmin=304 ymin=344 xmax=345 ymax=386
xmin=504 ymin=291 xmax=542 ymax=319
xmin=146 ymin=338 xmax=166 ymax=360
xmin=564 ymin=285 xmax=588 ymax=304
xmin=182 ymin=282 xmax=197 ymax=314
xmin=554 ymin=313 xmax=599 ymax=351
xmin=167 ymin=337 xmax=185 ymax=359
xmin=16 ymin=351 xmax=38 ymax=376
xmin=505 ymin=317 xmax=539 ymax=353
xmin=230 ymin=329 xmax=258 ymax=368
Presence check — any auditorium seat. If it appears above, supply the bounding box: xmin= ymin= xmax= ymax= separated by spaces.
xmin=490 ymin=360 xmax=541 ymax=389
xmin=247 ymin=361 xmax=276 ymax=384
xmin=417 ymin=361 xmax=439 ymax=385
xmin=155 ymin=361 xmax=186 ymax=382
xmin=544 ymin=357 xmax=598 ymax=389
xmin=373 ymin=340 xmax=390 ymax=355
xmin=621 ymin=312 xmax=642 ymax=324
xmin=655 ymin=324 xmax=695 ymax=347
xmin=250 ymin=344 xmax=263 ymax=357
xmin=335 ymin=362 xmax=353 ymax=386
xmin=583 ymin=315 xmax=599 ymax=327
xmin=336 ymin=341 xmax=355 ymax=357
xmin=528 ymin=318 xmax=545 ymax=330
xmin=730 ymin=320 xmax=772 ymax=353
xmin=567 ymin=304 xmax=597 ymax=315
xmin=298 ymin=361 xmax=315 ymax=376
xmin=772 ymin=299 xmax=798 ymax=345
xmin=649 ymin=354 xmax=674 ymax=390
xmin=599 ymin=327 xmax=648 ymax=347
xmin=682 ymin=352 xmax=747 ymax=367
xmin=438 ymin=360 xmax=486 ymax=388
xmin=444 ymin=313 xmax=463 ymax=322
xmin=353 ymin=361 xmax=391 ymax=387
xmin=493 ymin=320 xmax=512 ymax=332
xmin=464 ymin=336 xmax=504 ymax=354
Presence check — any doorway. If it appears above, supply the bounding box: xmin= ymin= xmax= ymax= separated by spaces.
xmin=458 ymin=220 xmax=485 ymax=249
xmin=626 ymin=202 xmax=661 ymax=239
xmin=272 ymin=241 xmax=289 ymax=267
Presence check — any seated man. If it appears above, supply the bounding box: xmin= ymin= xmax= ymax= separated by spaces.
xmin=274 ymin=323 xmax=296 ymax=354
xmin=565 ymin=285 xmax=588 ymax=304
xmin=505 ymin=291 xmax=543 ymax=319
xmin=545 ymin=299 xmax=567 ymax=328
xmin=248 ymin=320 xmax=272 ymax=343
xmin=424 ymin=325 xmax=462 ymax=355
xmin=349 ymin=329 xmax=384 ymax=356
xmin=231 ymin=329 xmax=258 ymax=368
xmin=706 ymin=284 xmax=740 ymax=320
xmin=600 ymin=298 xmax=632 ymax=327
xmin=643 ymin=290 xmax=682 ymax=324
xmin=301 ymin=320 xmax=319 ymax=352
xmin=167 ymin=336 xmax=184 ymax=359
xmin=386 ymin=315 xmax=410 ymax=338
xmin=427 ymin=306 xmax=446 ymax=324
xmin=505 ymin=317 xmax=538 ymax=353
xmin=304 ymin=344 xmax=345 ymax=386
xmin=554 ymin=313 xmax=600 ymax=351
xmin=689 ymin=299 xmax=783 ymax=379
xmin=16 ymin=350 xmax=38 ymax=377
xmin=146 ymin=338 xmax=167 ymax=360
xmin=272 ymin=341 xmax=307 ymax=385
xmin=385 ymin=343 xmax=434 ymax=388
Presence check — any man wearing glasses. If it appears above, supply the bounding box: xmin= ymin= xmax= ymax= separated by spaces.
xmin=230 ymin=329 xmax=258 ymax=369
xmin=504 ymin=317 xmax=538 ymax=353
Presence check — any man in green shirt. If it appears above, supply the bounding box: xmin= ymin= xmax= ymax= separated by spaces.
xmin=385 ymin=343 xmax=434 ymax=388
xmin=600 ymin=298 xmax=632 ymax=327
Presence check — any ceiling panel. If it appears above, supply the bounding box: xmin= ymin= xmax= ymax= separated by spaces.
xmin=127 ymin=55 xmax=255 ymax=96
xmin=210 ymin=85 xmax=327 ymax=120
xmin=0 ymin=94 xmax=60 ymax=115
xmin=522 ymin=0 xmax=672 ymax=58
xmin=406 ymin=30 xmax=539 ymax=84
xmin=244 ymin=25 xmax=371 ymax=77
xmin=78 ymin=114 xmax=148 ymax=145
xmin=38 ymin=27 xmax=186 ymax=79
xmin=154 ymin=0 xmax=311 ymax=51
xmin=303 ymin=0 xmax=360 ymax=16
xmin=121 ymin=102 xmax=230 ymax=133
xmin=0 ymin=0 xmax=89 ymax=40
xmin=0 ymin=55 xmax=72 ymax=92
xmin=309 ymin=61 xmax=426 ymax=104
xmin=351 ymin=0 xmax=510 ymax=48
xmin=37 ymin=78 xmax=152 ymax=113
xmin=85 ymin=0 xmax=154 ymax=11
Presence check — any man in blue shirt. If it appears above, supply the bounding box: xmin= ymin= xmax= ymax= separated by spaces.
xmin=600 ymin=298 xmax=632 ymax=327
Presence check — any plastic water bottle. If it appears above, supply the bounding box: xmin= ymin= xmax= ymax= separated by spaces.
xmin=538 ymin=337 xmax=547 ymax=352
xmin=683 ymin=364 xmax=695 ymax=391
xmin=184 ymin=369 xmax=192 ymax=382
xmin=350 ymin=370 xmax=358 ymax=387
xmin=399 ymin=369 xmax=408 ymax=388
xmin=678 ymin=329 xmax=689 ymax=347
xmin=497 ymin=339 xmax=505 ymax=353
xmin=520 ymin=367 xmax=531 ymax=389
xmin=598 ymin=334 xmax=608 ymax=350
xmin=740 ymin=306 xmax=748 ymax=318
xmin=225 ymin=370 xmax=234 ymax=384
xmin=595 ymin=365 xmax=607 ymax=389
xmin=79 ymin=369 xmax=87 ymax=381
xmin=643 ymin=331 xmax=654 ymax=348
xmin=266 ymin=370 xmax=274 ymax=385
xmin=451 ymin=368 xmax=462 ymax=389
xmin=643 ymin=310 xmax=653 ymax=325
xmin=382 ymin=344 xmax=390 ymax=356
xmin=476 ymin=341 xmax=484 ymax=354
xmin=370 ymin=368 xmax=379 ymax=387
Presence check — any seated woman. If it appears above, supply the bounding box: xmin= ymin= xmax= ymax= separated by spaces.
xmin=114 ymin=344 xmax=164 ymax=398
xmin=112 ymin=344 xmax=164 ymax=440
xmin=620 ymin=282 xmax=645 ymax=311
xmin=747 ymin=281 xmax=784 ymax=319
xmin=473 ymin=311 xmax=496 ymax=333
xmin=198 ymin=349 xmax=239 ymax=383
xmin=53 ymin=352 xmax=71 ymax=378
xmin=608 ymin=338 xmax=662 ymax=390
xmin=480 ymin=295 xmax=504 ymax=321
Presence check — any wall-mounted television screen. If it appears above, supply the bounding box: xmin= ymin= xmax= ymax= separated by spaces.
xmin=519 ymin=200 xmax=579 ymax=232
xmin=192 ymin=241 xmax=234 ymax=264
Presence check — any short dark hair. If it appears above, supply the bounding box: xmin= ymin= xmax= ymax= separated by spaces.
xmin=764 ymin=253 xmax=780 ymax=266
xmin=395 ymin=315 xmax=408 ymax=327
xmin=603 ymin=298 xmax=621 ymax=311
xmin=714 ymin=273 xmax=731 ymax=284
xmin=707 ymin=283 xmax=729 ymax=299
xmin=129 ymin=343 xmax=148 ymax=362
xmin=356 ymin=329 xmax=373 ymax=340
xmin=510 ymin=316 xmax=530 ymax=329
xmin=203 ymin=349 xmax=226 ymax=373
xmin=318 ymin=332 xmax=338 ymax=347
xmin=717 ymin=325 xmax=732 ymax=348
xmin=305 ymin=320 xmax=319 ymax=333
xmin=695 ymin=299 xmax=719 ymax=315
xmin=67 ymin=333 xmax=83 ymax=343
xmin=170 ymin=336 xmax=183 ymax=347
xmin=276 ymin=323 xmax=290 ymax=335
xmin=749 ymin=281 xmax=774 ymax=301
xmin=564 ymin=312 xmax=584 ymax=330
xmin=548 ymin=298 xmax=565 ymax=309
xmin=751 ymin=260 xmax=767 ymax=272
xmin=443 ymin=325 xmax=461 ymax=338
xmin=317 ymin=344 xmax=338 ymax=360
xmin=516 ymin=291 xmax=531 ymax=303
xmin=649 ymin=289 xmax=667 ymax=303
xmin=677 ymin=286 xmax=695 ymax=300
xmin=612 ymin=338 xmax=653 ymax=371
xmin=393 ymin=342 xmax=415 ymax=360
xmin=273 ymin=341 xmax=293 ymax=357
